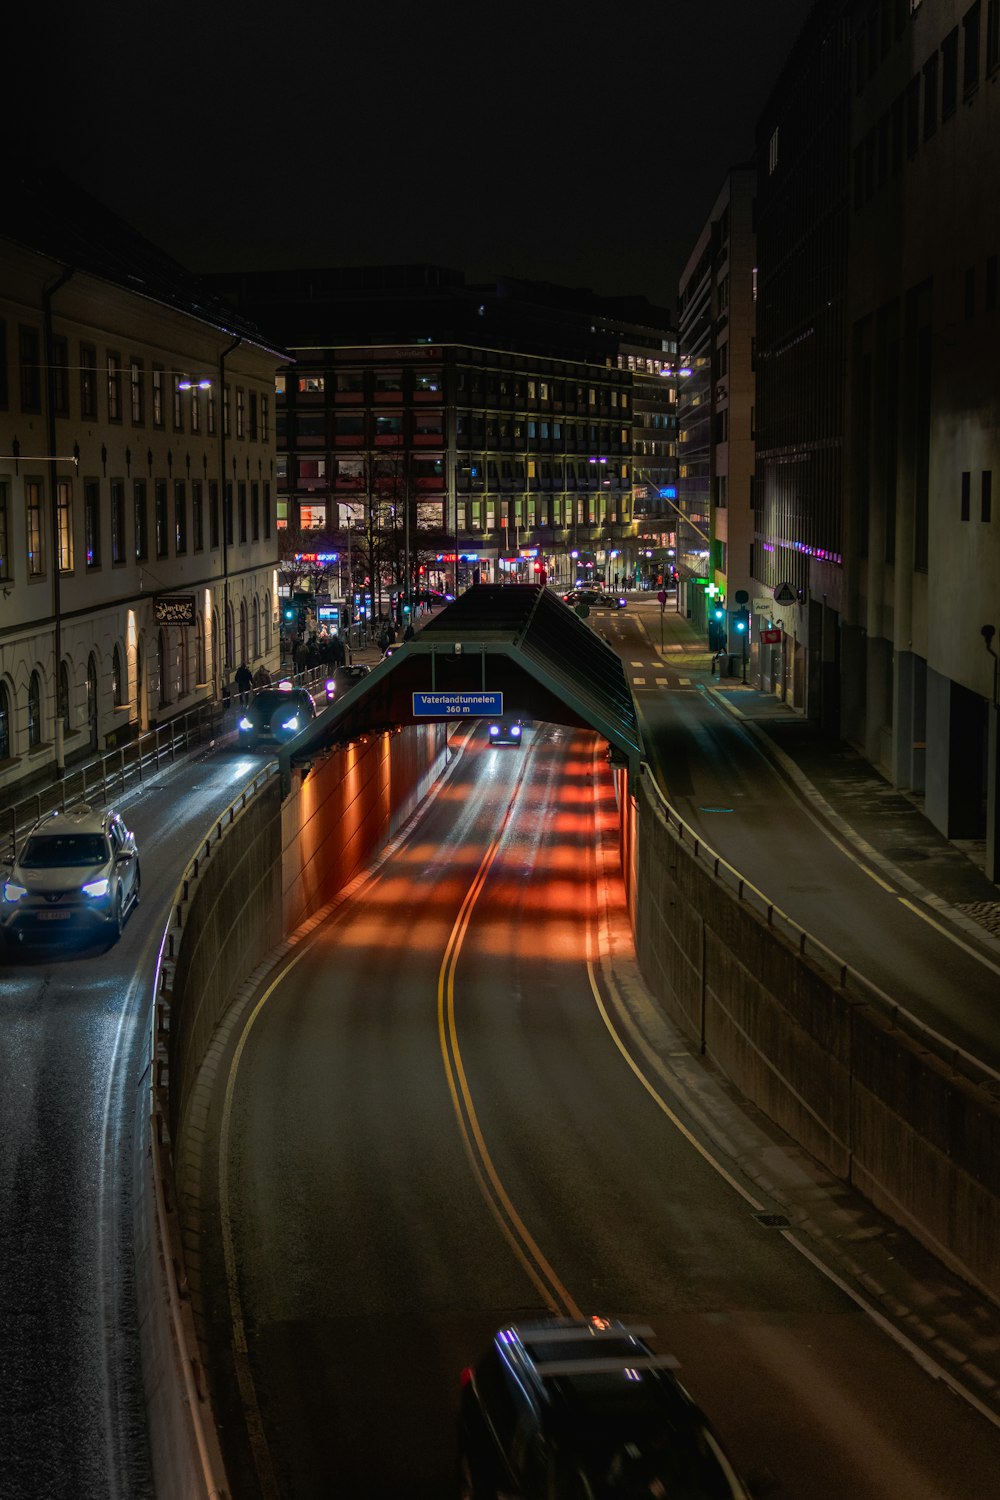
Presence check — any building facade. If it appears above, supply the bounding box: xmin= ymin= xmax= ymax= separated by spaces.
xmin=0 ymin=173 xmax=284 ymax=794
xmin=678 ymin=168 xmax=757 ymax=646
xmin=209 ymin=268 xmax=679 ymax=599
xmin=753 ymin=0 xmax=852 ymax=727
xmin=843 ymin=0 xmax=1000 ymax=866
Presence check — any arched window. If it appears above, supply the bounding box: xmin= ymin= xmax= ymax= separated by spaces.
xmin=225 ymin=600 xmax=235 ymax=670
xmin=239 ymin=598 xmax=248 ymax=665
xmin=195 ymin=611 xmax=206 ymax=685
xmin=59 ymin=659 xmax=71 ymax=734
xmin=179 ymin=623 xmax=190 ymax=697
xmin=112 ymin=645 xmax=124 ymax=705
xmin=212 ymin=608 xmax=221 ymax=696
xmin=86 ymin=653 xmax=99 ymax=748
xmin=252 ymin=596 xmax=260 ymax=659
xmin=0 ymin=682 xmax=10 ymax=760
xmin=27 ymin=671 xmax=42 ymax=748
xmin=158 ymin=628 xmax=170 ymax=706
xmin=264 ymin=590 xmax=272 ymax=653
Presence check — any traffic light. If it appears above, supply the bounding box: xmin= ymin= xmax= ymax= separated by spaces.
xmin=733 ymin=607 xmax=750 ymax=635
xmin=282 ymin=604 xmax=296 ymax=624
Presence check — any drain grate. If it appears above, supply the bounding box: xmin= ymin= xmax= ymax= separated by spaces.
xmin=752 ymin=1212 xmax=790 ymax=1229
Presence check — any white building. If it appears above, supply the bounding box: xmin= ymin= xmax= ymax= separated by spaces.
xmin=0 ymin=171 xmax=286 ymax=794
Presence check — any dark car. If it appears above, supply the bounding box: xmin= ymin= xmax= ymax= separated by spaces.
xmin=487 ymin=717 xmax=523 ymax=746
xmin=598 ymin=591 xmax=628 ymax=610
xmin=324 ymin=663 xmax=371 ymax=701
xmin=1 ymin=803 xmax=140 ymax=945
xmin=237 ymin=686 xmax=317 ymax=748
xmin=458 ymin=1317 xmax=753 ymax=1500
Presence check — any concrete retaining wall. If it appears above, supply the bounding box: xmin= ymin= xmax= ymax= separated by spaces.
xmin=634 ymin=767 xmax=1000 ymax=1302
xmin=140 ymin=722 xmax=446 ymax=1500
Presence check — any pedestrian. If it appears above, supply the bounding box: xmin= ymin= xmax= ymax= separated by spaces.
xmin=378 ymin=624 xmax=390 ymax=655
xmin=234 ymin=661 xmax=253 ymax=708
xmin=252 ymin=663 xmax=271 ymax=690
xmin=329 ymin=632 xmax=346 ymax=667
xmin=402 ymin=621 xmax=415 ymax=642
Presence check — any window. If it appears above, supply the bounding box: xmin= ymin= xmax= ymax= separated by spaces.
xmin=130 ymin=357 xmax=144 ymax=424
xmin=191 ymin=389 xmax=200 ymax=434
xmin=152 ymin=365 xmax=164 ymax=428
xmin=0 ymin=682 xmax=10 ymax=761
xmin=335 ymin=371 xmax=364 ymax=394
xmin=298 ymin=374 xmax=325 ymax=392
xmin=155 ymin=480 xmax=168 ymax=557
xmin=84 ymin=480 xmax=101 ymax=567
xmin=174 ymin=480 xmax=187 ymax=554
xmin=192 ymin=479 xmax=204 ymax=551
xmin=111 ymin=480 xmax=125 ymax=564
xmin=27 ymin=478 xmax=44 ymax=575
xmin=964 ymin=2 xmax=981 ymax=94
xmin=942 ymin=27 xmax=959 ymax=117
xmin=0 ymin=319 xmax=6 ymax=409
xmin=57 ymin=480 xmax=73 ymax=571
xmin=27 ymin=671 xmax=42 ymax=749
xmin=209 ymin=480 xmax=220 ymax=549
xmin=223 ymin=384 xmax=231 ymax=438
xmin=134 ymin=479 xmax=148 ymax=560
xmin=172 ymin=375 xmax=184 ymax=431
xmin=906 ymin=73 xmax=921 ymax=155
xmin=80 ymin=343 xmax=98 ymax=420
xmin=923 ymin=52 xmax=939 ymax=136
xmin=251 ymin=481 xmax=260 ymax=541
xmin=236 ymin=387 xmax=245 ymax=439
xmin=112 ymin=646 xmax=124 ymax=706
xmin=249 ymin=390 xmax=258 ymax=440
xmin=768 ymin=126 xmax=779 ymax=174
xmin=983 ymin=470 xmax=993 ymax=522
xmin=261 ymin=394 xmax=269 ymax=441
xmin=0 ymin=480 xmax=8 ymax=579
xmin=207 ymin=384 xmax=217 ymax=435
xmin=961 ymin=470 xmax=971 ymax=520
xmin=107 ymin=352 xmax=122 ymax=422
xmin=264 ymin=481 xmax=271 ymax=540
xmin=52 ymin=336 xmax=69 ymax=416
xmin=238 ymin=481 xmax=247 ymax=542
xmin=224 ymin=481 xmax=233 ymax=546
xmin=19 ymin=326 xmax=42 ymax=412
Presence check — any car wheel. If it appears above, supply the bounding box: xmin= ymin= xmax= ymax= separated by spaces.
xmin=113 ymin=889 xmax=124 ymax=941
xmin=131 ymin=862 xmax=141 ymax=911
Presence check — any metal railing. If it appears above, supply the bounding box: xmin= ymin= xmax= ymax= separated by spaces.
xmin=2 ymin=700 xmax=229 ymax=857
xmin=641 ymin=765 xmax=1000 ymax=1093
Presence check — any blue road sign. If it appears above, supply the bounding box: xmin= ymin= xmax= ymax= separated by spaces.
xmin=412 ymin=691 xmax=503 ymax=717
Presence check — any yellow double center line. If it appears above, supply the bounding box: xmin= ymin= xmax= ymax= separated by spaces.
xmin=436 ymin=757 xmax=582 ymax=1320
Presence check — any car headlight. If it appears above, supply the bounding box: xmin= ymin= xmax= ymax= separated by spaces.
xmin=325 ymin=679 xmax=336 ymax=696
xmin=489 ymin=725 xmax=499 ymax=737
xmin=281 ymin=715 xmax=300 ymax=731
xmin=82 ymin=877 xmax=111 ymax=899
xmin=511 ymin=725 xmax=522 ymax=737
xmin=3 ymin=881 xmax=27 ymax=902
xmin=238 ymin=716 xmax=253 ymax=731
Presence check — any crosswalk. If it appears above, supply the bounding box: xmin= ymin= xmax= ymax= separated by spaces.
xmin=631 ymin=675 xmax=692 ymax=690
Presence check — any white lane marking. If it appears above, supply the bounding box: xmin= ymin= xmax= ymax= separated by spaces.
xmin=633 ymin=677 xmax=646 ymax=686
xmin=656 ymin=678 xmax=668 ymax=687
xmin=898 ymin=898 xmax=1000 ymax=979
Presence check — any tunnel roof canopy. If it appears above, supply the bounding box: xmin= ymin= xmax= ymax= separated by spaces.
xmin=280 ymin=584 xmax=641 ymax=784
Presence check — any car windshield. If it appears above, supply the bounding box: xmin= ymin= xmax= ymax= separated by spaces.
xmin=251 ymin=691 xmax=304 ymax=714
xmin=19 ymin=833 xmax=109 ymax=868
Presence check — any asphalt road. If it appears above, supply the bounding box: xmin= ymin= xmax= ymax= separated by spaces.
xmin=192 ymin=719 xmax=1000 ymax=1499
xmin=603 ymin=606 xmax=1000 ymax=1073
xmin=0 ymin=744 xmax=267 ymax=1500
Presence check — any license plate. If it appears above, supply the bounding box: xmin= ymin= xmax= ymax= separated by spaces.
xmin=38 ymin=911 xmax=71 ymax=921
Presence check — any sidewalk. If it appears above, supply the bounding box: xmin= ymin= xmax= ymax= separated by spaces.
xmin=632 ymin=595 xmax=1000 ymax=948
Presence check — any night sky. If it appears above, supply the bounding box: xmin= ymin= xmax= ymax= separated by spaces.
xmin=13 ymin=0 xmax=816 ymax=314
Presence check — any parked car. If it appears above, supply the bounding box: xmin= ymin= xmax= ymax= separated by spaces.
xmin=458 ymin=1317 xmax=754 ymax=1500
xmin=1 ymin=803 xmax=140 ymax=945
xmin=237 ymin=686 xmax=317 ymax=748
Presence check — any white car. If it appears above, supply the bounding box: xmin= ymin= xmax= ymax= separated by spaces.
xmin=1 ymin=803 xmax=141 ymax=945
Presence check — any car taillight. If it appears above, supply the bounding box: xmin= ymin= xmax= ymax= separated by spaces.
xmin=459 ymin=1366 xmax=474 ymax=1388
